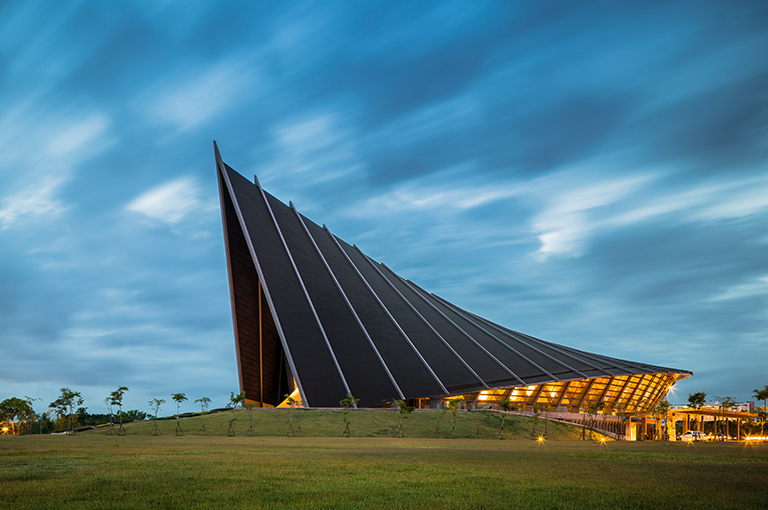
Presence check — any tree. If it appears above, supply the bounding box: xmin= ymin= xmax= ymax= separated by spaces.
xmin=123 ymin=410 xmax=147 ymax=422
xmin=284 ymin=393 xmax=303 ymax=437
xmin=148 ymin=398 xmax=165 ymax=436
xmin=653 ymin=400 xmax=671 ymax=440
xmin=244 ymin=400 xmax=257 ymax=436
xmin=447 ymin=398 xmax=463 ymax=438
xmin=104 ymin=397 xmax=114 ymax=434
xmin=531 ymin=404 xmax=543 ymax=440
xmin=227 ymin=391 xmax=245 ymax=436
xmin=171 ymin=393 xmax=187 ymax=436
xmin=195 ymin=397 xmax=211 ymax=436
xmin=110 ymin=386 xmax=129 ymax=435
xmin=340 ymin=393 xmax=359 ymax=438
xmin=713 ymin=396 xmax=735 ymax=441
xmin=757 ymin=409 xmax=768 ymax=442
xmin=434 ymin=402 xmax=449 ymax=438
xmin=0 ymin=397 xmax=34 ymax=435
xmin=752 ymin=386 xmax=768 ymax=439
xmin=688 ymin=392 xmax=707 ymax=432
xmin=498 ymin=400 xmax=513 ymax=439
xmin=49 ymin=388 xmax=83 ymax=434
xmin=392 ymin=399 xmax=414 ymax=438
xmin=543 ymin=403 xmax=555 ymax=438
xmin=614 ymin=402 xmax=628 ymax=440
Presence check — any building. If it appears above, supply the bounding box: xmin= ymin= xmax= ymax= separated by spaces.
xmin=215 ymin=142 xmax=692 ymax=416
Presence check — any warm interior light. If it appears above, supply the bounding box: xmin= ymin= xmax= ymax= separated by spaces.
xmin=478 ymin=394 xmax=489 ymax=401
xmin=277 ymin=387 xmax=302 ymax=408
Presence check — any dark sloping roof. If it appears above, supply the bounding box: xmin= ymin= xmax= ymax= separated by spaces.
xmin=215 ymin=143 xmax=691 ymax=408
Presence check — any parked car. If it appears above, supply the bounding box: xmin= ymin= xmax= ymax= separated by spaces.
xmin=679 ymin=431 xmax=709 ymax=441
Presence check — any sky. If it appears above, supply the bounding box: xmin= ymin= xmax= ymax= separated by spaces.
xmin=1 ymin=1 xmax=767 ymax=417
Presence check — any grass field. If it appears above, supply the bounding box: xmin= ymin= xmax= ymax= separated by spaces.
xmin=87 ymin=407 xmax=588 ymax=440
xmin=2 ymin=433 xmax=767 ymax=509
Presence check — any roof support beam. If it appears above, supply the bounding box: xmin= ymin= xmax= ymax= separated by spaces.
xmin=255 ymin=177 xmax=352 ymax=401
xmin=323 ymin=227 xmax=448 ymax=396
xmin=291 ymin=205 xmax=404 ymax=401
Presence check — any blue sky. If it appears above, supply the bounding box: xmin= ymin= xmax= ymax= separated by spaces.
xmin=1 ymin=1 xmax=767 ymax=416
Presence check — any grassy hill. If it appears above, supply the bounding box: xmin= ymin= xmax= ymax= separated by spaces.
xmin=90 ymin=408 xmax=599 ymax=440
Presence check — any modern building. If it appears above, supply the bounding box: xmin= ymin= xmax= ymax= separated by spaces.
xmin=215 ymin=142 xmax=692 ymax=416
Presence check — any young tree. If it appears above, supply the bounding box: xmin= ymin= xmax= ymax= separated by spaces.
xmin=531 ymin=404 xmax=543 ymax=440
xmin=227 ymin=391 xmax=245 ymax=437
xmin=498 ymin=400 xmax=513 ymax=439
xmin=244 ymin=400 xmax=257 ymax=436
xmin=339 ymin=393 xmax=359 ymax=438
xmin=148 ymin=398 xmax=165 ymax=436
xmin=434 ymin=402 xmax=448 ymax=438
xmin=194 ymin=397 xmax=211 ymax=436
xmin=393 ymin=399 xmax=414 ymax=438
xmin=543 ymin=403 xmax=555 ymax=438
xmin=49 ymin=388 xmax=83 ymax=435
xmin=284 ymin=393 xmax=303 ymax=437
xmin=447 ymin=397 xmax=463 ymax=439
xmin=104 ymin=396 xmax=114 ymax=435
xmin=171 ymin=393 xmax=187 ymax=436
xmin=110 ymin=386 xmax=129 ymax=435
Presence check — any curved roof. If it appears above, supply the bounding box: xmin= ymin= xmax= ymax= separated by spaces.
xmin=215 ymin=143 xmax=691 ymax=408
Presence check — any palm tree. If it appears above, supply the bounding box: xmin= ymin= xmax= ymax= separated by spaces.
xmin=753 ymin=386 xmax=768 ymax=439
xmin=194 ymin=397 xmax=211 ymax=436
xmin=688 ymin=392 xmax=706 ymax=432
xmin=653 ymin=400 xmax=670 ymax=440
xmin=171 ymin=393 xmax=187 ymax=436
xmin=227 ymin=391 xmax=245 ymax=436
xmin=148 ymin=398 xmax=164 ymax=436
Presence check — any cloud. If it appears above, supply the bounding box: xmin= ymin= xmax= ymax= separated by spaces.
xmin=711 ymin=276 xmax=768 ymax=301
xmin=0 ymin=176 xmax=69 ymax=230
xmin=142 ymin=59 xmax=258 ymax=131
xmin=0 ymin=111 xmax=110 ymax=229
xmin=126 ymin=177 xmax=203 ymax=224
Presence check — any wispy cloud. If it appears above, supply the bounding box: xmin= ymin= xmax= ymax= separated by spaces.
xmin=0 ymin=110 xmax=110 ymax=229
xmin=126 ymin=177 xmax=203 ymax=225
xmin=0 ymin=176 xmax=69 ymax=230
xmin=142 ymin=59 xmax=258 ymax=131
xmin=710 ymin=276 xmax=768 ymax=301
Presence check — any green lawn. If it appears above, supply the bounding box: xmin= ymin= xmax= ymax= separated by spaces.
xmin=1 ymin=434 xmax=766 ymax=509
xmin=91 ymin=408 xmax=586 ymax=440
